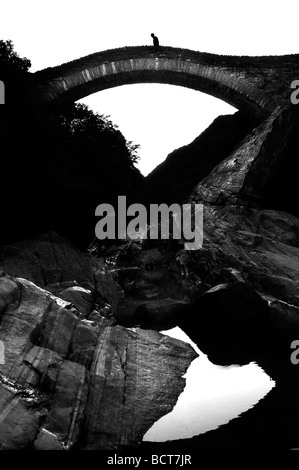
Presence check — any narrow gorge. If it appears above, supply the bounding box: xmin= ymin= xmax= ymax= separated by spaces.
xmin=1 ymin=42 xmax=299 ymax=451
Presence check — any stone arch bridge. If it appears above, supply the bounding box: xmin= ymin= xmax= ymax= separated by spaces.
xmin=34 ymin=46 xmax=299 ymax=119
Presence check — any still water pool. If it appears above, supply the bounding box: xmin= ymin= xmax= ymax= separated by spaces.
xmin=143 ymin=327 xmax=275 ymax=442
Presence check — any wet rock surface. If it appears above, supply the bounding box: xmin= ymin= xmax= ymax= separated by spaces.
xmin=0 ymin=256 xmax=196 ymax=450
xmin=84 ymin=326 xmax=196 ymax=450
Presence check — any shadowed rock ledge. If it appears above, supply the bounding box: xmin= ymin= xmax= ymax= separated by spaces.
xmin=0 ymin=237 xmax=197 ymax=450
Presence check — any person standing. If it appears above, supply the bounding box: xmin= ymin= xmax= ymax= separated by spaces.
xmin=151 ymin=33 xmax=159 ymax=51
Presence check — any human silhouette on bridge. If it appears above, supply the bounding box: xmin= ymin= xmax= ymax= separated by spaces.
xmin=151 ymin=33 xmax=159 ymax=51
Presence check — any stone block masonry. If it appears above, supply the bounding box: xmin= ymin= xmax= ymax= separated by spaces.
xmin=33 ymin=47 xmax=299 ymax=120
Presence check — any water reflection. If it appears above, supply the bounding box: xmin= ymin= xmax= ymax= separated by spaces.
xmin=143 ymin=327 xmax=275 ymax=442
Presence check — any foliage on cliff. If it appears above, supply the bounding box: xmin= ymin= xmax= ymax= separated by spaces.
xmin=0 ymin=40 xmax=143 ymax=247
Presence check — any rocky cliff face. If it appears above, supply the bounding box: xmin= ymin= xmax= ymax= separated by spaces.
xmin=1 ymin=101 xmax=299 ymax=450
xmin=141 ymin=105 xmax=299 ymax=450
xmin=145 ymin=111 xmax=259 ymax=203
xmin=0 ymin=234 xmax=197 ymax=450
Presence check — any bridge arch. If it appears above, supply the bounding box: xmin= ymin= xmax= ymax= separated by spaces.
xmin=34 ymin=47 xmax=299 ymax=119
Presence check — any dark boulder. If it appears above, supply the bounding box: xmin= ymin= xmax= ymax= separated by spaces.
xmin=180 ymin=282 xmax=269 ymax=365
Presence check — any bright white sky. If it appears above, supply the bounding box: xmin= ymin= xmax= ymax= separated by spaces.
xmin=1 ymin=0 xmax=298 ymax=174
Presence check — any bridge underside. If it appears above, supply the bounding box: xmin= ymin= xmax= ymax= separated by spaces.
xmin=43 ymin=70 xmax=273 ymax=120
